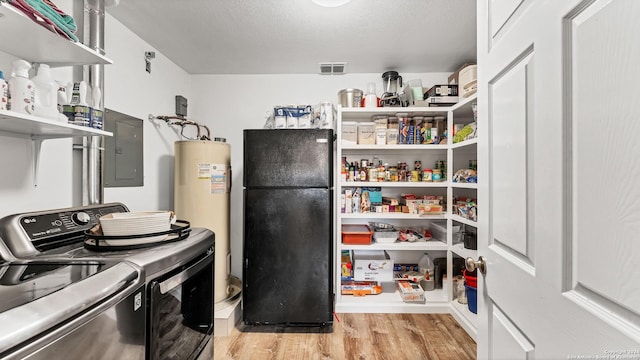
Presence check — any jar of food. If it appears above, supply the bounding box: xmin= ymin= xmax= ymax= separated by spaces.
xmin=369 ymin=167 xmax=378 ymax=182
xmin=423 ymin=169 xmax=433 ymax=182
xmin=411 ymin=170 xmax=419 ymax=182
xmin=389 ymin=167 xmax=398 ymax=182
xmin=432 ymin=169 xmax=442 ymax=182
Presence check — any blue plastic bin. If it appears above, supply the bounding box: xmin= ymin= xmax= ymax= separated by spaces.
xmin=465 ymin=285 xmax=477 ymax=314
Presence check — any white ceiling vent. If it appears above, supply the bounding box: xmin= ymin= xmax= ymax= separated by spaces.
xmin=319 ymin=62 xmax=347 ymax=75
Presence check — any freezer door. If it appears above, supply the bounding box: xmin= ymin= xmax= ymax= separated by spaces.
xmin=243 ymin=188 xmax=333 ymax=326
xmin=243 ymin=129 xmax=334 ymax=188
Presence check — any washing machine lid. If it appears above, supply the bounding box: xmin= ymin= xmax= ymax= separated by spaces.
xmin=0 ymin=259 xmax=142 ymax=355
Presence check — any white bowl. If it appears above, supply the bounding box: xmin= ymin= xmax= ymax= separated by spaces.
xmin=99 ymin=211 xmax=174 ymax=237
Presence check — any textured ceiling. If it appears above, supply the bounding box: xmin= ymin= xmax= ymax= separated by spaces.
xmin=107 ymin=0 xmax=477 ymax=75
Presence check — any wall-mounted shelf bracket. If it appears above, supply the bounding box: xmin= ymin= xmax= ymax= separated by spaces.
xmin=31 ymin=137 xmax=43 ymax=187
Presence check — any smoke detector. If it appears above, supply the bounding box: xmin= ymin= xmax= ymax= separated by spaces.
xmin=319 ymin=62 xmax=347 ymax=75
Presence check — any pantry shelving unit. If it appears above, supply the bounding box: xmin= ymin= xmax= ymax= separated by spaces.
xmin=0 ymin=2 xmax=113 ymax=186
xmin=335 ymin=93 xmax=478 ymax=339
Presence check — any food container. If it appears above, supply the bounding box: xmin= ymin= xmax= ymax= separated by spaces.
xmin=357 ymin=122 xmax=376 ymax=144
xmin=342 ymin=224 xmax=373 ymax=244
xmin=338 ymin=88 xmax=363 ymax=108
xmin=352 ymin=250 xmax=393 ymax=281
xmin=429 ymin=221 xmax=460 ymax=242
xmin=341 ymin=281 xmax=382 ymax=296
xmin=370 ymin=222 xmax=398 ymax=243
xmin=458 ymin=65 xmax=478 ymax=98
xmin=341 ymin=121 xmax=357 ymax=145
xmin=397 ymin=280 xmax=426 ymax=303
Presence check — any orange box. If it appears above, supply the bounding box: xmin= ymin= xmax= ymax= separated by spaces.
xmin=342 ymin=224 xmax=372 ymax=244
xmin=341 ymin=281 xmax=382 ymax=296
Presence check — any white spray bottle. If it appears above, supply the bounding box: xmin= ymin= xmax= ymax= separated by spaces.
xmin=8 ymin=59 xmax=35 ymax=115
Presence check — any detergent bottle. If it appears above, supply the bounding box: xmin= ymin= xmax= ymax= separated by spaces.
xmin=8 ymin=59 xmax=35 ymax=115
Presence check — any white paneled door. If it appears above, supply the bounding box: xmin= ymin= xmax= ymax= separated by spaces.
xmin=477 ymin=0 xmax=640 ymax=358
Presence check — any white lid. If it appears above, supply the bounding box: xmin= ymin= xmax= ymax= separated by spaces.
xmin=11 ymin=59 xmax=31 ymax=78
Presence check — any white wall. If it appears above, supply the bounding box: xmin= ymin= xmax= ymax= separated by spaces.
xmin=102 ymin=14 xmax=192 ymax=211
xmin=190 ymin=72 xmax=449 ymax=279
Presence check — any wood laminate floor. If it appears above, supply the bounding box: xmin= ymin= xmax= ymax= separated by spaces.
xmin=212 ymin=313 xmax=476 ymax=360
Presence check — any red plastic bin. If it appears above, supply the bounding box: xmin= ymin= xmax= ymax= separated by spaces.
xmin=463 ymin=269 xmax=477 ymax=288
xmin=341 ymin=224 xmax=373 ymax=245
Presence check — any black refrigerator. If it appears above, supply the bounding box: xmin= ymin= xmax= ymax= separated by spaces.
xmin=243 ymin=129 xmax=334 ymax=327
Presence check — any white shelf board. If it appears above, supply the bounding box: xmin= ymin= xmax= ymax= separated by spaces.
xmin=451 ymin=137 xmax=478 ymax=149
xmin=340 ymin=212 xmax=447 ymax=220
xmin=336 ymin=287 xmax=449 ymax=314
xmin=340 ymin=181 xmax=449 ymax=188
xmin=450 ymin=214 xmax=478 ymax=228
xmin=341 ymin=144 xmax=447 ymax=151
xmin=0 ymin=3 xmax=112 ymax=66
xmin=451 ymin=182 xmax=478 ymax=189
xmin=450 ymin=93 xmax=478 ymax=114
xmin=450 ymin=300 xmax=477 ymax=341
xmin=0 ymin=110 xmax=112 ymax=139
xmin=339 ymin=106 xmax=450 ymax=120
xmin=451 ymin=243 xmax=477 ymax=259
xmin=341 ymin=240 xmax=447 ymax=251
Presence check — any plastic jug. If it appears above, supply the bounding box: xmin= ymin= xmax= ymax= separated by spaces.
xmin=418 ymin=252 xmax=434 ymax=276
xmin=8 ymin=59 xmax=35 ymax=115
xmin=418 ymin=253 xmax=435 ymax=291
xmin=32 ymin=64 xmax=59 ymax=120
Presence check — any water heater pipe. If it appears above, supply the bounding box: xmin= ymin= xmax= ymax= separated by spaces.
xmin=83 ymin=0 xmax=105 ymax=205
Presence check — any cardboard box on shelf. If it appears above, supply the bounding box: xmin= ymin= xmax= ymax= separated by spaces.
xmin=341 ymin=281 xmax=382 ymax=296
xmin=352 ymin=250 xmax=393 ymax=282
xmin=397 ymin=280 xmax=426 ymax=303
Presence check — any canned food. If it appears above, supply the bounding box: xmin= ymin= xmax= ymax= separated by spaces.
xmin=411 ymin=170 xmax=419 ymax=182
xmin=432 ymin=169 xmax=442 ymax=182
xmin=423 ymin=169 xmax=433 ymax=182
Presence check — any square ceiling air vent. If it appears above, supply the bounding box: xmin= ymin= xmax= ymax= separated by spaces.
xmin=319 ymin=62 xmax=347 ymax=75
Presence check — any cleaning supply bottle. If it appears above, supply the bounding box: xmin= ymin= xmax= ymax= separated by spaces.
xmin=0 ymin=71 xmax=8 ymax=111
xmin=8 ymin=59 xmax=35 ymax=115
xmin=418 ymin=252 xmax=435 ymax=291
xmin=32 ymin=64 xmax=59 ymax=120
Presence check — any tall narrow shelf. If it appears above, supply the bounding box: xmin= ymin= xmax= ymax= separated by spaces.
xmin=447 ymin=93 xmax=478 ymax=340
xmin=335 ymin=94 xmax=479 ymax=340
xmin=336 ymin=105 xmax=451 ymax=315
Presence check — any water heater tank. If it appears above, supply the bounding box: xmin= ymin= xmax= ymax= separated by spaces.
xmin=174 ymin=139 xmax=231 ymax=303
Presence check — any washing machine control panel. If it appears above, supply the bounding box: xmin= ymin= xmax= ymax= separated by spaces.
xmin=18 ymin=204 xmax=128 ymax=242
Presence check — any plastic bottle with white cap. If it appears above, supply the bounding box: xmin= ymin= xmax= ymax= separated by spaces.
xmin=32 ymin=64 xmax=60 ymax=120
xmin=8 ymin=59 xmax=35 ymax=115
xmin=364 ymin=82 xmax=378 ymax=108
